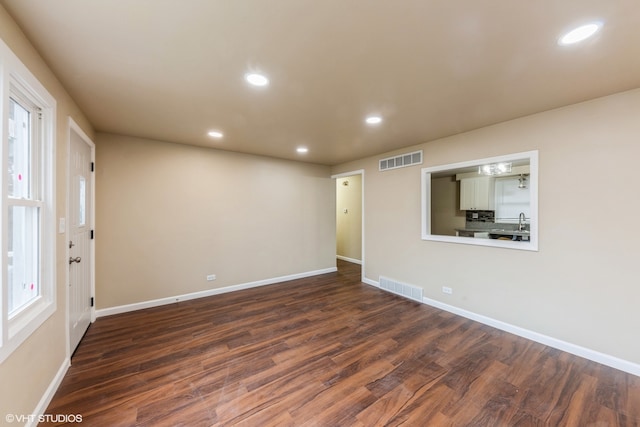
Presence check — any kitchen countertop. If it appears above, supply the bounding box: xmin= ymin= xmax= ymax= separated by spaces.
xmin=489 ymin=229 xmax=530 ymax=236
xmin=456 ymin=228 xmax=530 ymax=236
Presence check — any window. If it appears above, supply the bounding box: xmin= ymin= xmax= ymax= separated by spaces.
xmin=8 ymin=95 xmax=41 ymax=314
xmin=1 ymin=39 xmax=56 ymax=363
xmin=421 ymin=151 xmax=538 ymax=251
xmin=494 ymin=176 xmax=531 ymax=224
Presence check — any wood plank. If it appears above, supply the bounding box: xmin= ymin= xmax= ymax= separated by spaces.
xmin=40 ymin=260 xmax=640 ymax=426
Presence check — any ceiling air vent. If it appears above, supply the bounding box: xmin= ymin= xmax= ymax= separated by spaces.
xmin=379 ymin=150 xmax=423 ymax=172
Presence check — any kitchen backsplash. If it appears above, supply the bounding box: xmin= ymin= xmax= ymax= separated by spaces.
xmin=465 ymin=210 xmax=526 ymax=231
xmin=465 ymin=210 xmax=494 ymax=223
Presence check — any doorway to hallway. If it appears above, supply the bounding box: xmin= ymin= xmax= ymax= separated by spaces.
xmin=332 ymin=169 xmax=364 ymax=281
xmin=336 ymin=174 xmax=362 ymax=264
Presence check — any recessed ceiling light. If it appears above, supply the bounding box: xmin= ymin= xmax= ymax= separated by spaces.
xmin=207 ymin=130 xmax=223 ymax=139
xmin=365 ymin=115 xmax=382 ymax=125
xmin=558 ymin=22 xmax=602 ymax=46
xmin=296 ymin=147 xmax=308 ymax=154
xmin=245 ymin=73 xmax=269 ymax=87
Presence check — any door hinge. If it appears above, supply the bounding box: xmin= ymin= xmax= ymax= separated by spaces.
xmin=91 ymin=162 xmax=95 ymax=172
xmin=90 ymin=297 xmax=94 ymax=307
xmin=90 ymin=230 xmax=94 ymax=239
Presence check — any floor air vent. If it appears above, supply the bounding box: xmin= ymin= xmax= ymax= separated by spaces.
xmin=379 ymin=150 xmax=423 ymax=171
xmin=379 ymin=276 xmax=423 ymax=302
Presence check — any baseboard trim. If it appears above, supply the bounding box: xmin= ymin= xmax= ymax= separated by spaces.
xmin=362 ymin=277 xmax=639 ymax=377
xmin=96 ymin=267 xmax=337 ymax=318
xmin=362 ymin=277 xmax=379 ymax=287
xmin=28 ymin=357 xmax=70 ymax=427
xmin=336 ymin=255 xmax=362 ymax=265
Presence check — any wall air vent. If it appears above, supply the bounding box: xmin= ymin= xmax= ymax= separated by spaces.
xmin=379 ymin=150 xmax=423 ymax=172
xmin=379 ymin=276 xmax=423 ymax=302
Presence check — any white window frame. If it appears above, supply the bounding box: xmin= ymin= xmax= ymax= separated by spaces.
xmin=421 ymin=150 xmax=538 ymax=251
xmin=1 ymin=39 xmax=56 ymax=363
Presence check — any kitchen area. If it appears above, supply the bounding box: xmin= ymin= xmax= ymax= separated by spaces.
xmin=428 ymin=159 xmax=533 ymax=243
xmin=455 ymin=211 xmax=530 ymax=241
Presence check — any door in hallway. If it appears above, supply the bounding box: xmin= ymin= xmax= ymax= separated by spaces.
xmin=69 ymin=126 xmax=93 ymax=354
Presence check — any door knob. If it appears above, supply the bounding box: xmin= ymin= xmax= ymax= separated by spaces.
xmin=69 ymin=256 xmax=81 ymax=264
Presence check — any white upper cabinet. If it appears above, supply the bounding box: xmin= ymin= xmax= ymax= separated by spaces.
xmin=460 ymin=177 xmax=495 ymax=210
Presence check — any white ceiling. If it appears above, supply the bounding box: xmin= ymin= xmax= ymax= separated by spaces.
xmin=2 ymin=1 xmax=639 ymax=165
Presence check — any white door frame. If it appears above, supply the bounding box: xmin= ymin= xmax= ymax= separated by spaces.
xmin=65 ymin=117 xmax=96 ymax=360
xmin=331 ymin=169 xmax=365 ymax=283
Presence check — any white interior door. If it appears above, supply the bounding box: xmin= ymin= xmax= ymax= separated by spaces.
xmin=69 ymin=125 xmax=93 ymax=354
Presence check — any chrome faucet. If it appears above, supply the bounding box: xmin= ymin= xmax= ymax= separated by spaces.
xmin=518 ymin=212 xmax=526 ymax=231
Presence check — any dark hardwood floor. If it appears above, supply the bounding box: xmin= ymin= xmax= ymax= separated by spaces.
xmin=42 ymin=260 xmax=639 ymax=426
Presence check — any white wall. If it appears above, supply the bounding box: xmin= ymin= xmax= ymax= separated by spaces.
xmin=333 ymin=89 xmax=640 ymax=367
xmin=0 ymin=4 xmax=95 ymax=418
xmin=95 ymin=133 xmax=336 ymax=309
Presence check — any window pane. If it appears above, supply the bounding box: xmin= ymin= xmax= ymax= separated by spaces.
xmin=495 ymin=177 xmax=531 ymax=223
xmin=8 ymin=205 xmax=40 ymax=315
xmin=78 ymin=176 xmax=86 ymax=226
xmin=8 ymin=98 xmax=32 ymax=199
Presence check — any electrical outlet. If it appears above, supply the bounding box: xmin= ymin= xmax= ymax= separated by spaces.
xmin=207 ymin=274 xmax=216 ymax=281
xmin=442 ymin=286 xmax=453 ymax=295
